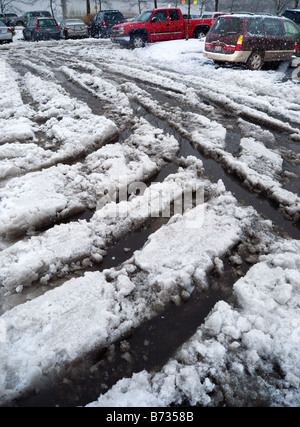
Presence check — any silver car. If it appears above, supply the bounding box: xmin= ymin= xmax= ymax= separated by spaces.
xmin=0 ymin=21 xmax=13 ymax=44
xmin=60 ymin=19 xmax=88 ymax=39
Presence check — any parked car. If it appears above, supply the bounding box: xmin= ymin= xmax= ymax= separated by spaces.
xmin=23 ymin=17 xmax=61 ymax=41
xmin=11 ymin=11 xmax=52 ymax=27
xmin=203 ymin=14 xmax=300 ymax=70
xmin=60 ymin=19 xmax=88 ymax=39
xmin=0 ymin=13 xmax=17 ymax=26
xmin=0 ymin=20 xmax=13 ymax=43
xmin=88 ymin=9 xmax=124 ymax=38
xmin=282 ymin=9 xmax=300 ymax=25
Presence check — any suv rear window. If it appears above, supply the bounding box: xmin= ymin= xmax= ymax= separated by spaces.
xmin=38 ymin=19 xmax=57 ymax=27
xmin=211 ymin=17 xmax=243 ymax=34
xmin=103 ymin=12 xmax=123 ymax=20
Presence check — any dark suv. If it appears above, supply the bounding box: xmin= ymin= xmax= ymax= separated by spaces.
xmin=10 ymin=11 xmax=51 ymax=27
xmin=282 ymin=9 xmax=300 ymax=25
xmin=23 ymin=17 xmax=61 ymax=41
xmin=88 ymin=9 xmax=124 ymax=38
xmin=204 ymin=14 xmax=300 ymax=70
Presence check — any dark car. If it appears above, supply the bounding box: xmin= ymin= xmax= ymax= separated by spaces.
xmin=11 ymin=11 xmax=52 ymax=27
xmin=60 ymin=19 xmax=89 ymax=39
xmin=88 ymin=9 xmax=124 ymax=38
xmin=23 ymin=17 xmax=61 ymax=41
xmin=0 ymin=20 xmax=13 ymax=43
xmin=0 ymin=13 xmax=17 ymax=26
xmin=282 ymin=9 xmax=300 ymax=25
xmin=204 ymin=14 xmax=300 ymax=70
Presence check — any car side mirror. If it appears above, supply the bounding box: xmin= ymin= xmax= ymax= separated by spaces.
xmin=151 ymin=17 xmax=158 ymax=23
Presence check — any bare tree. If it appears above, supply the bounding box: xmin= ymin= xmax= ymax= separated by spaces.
xmin=272 ymin=0 xmax=294 ymax=15
xmin=86 ymin=0 xmax=91 ymax=14
xmin=97 ymin=0 xmax=113 ymax=11
xmin=0 ymin=0 xmax=15 ymax=13
xmin=61 ymin=0 xmax=67 ymax=18
xmin=215 ymin=0 xmax=219 ymax=11
xmin=129 ymin=0 xmax=148 ymax=14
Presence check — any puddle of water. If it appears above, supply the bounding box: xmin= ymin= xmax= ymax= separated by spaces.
xmin=225 ymin=129 xmax=241 ymax=156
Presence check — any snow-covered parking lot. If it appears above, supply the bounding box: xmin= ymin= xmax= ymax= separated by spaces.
xmin=0 ymin=30 xmax=300 ymax=407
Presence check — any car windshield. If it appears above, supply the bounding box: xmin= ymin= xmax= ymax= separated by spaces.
xmin=104 ymin=12 xmax=123 ymax=20
xmin=38 ymin=19 xmax=57 ymax=27
xmin=211 ymin=17 xmax=243 ymax=34
xmin=66 ymin=19 xmax=84 ymax=24
xmin=132 ymin=11 xmax=153 ymax=22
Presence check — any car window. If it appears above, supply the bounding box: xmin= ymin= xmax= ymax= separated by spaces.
xmin=27 ymin=18 xmax=36 ymax=27
xmin=211 ymin=17 xmax=243 ymax=34
xmin=104 ymin=12 xmax=123 ymax=21
xmin=169 ymin=9 xmax=180 ymax=21
xmin=247 ymin=18 xmax=264 ymax=35
xmin=152 ymin=10 xmax=168 ymax=22
xmin=133 ymin=11 xmax=153 ymax=22
xmin=284 ymin=20 xmax=300 ymax=36
xmin=263 ymin=19 xmax=284 ymax=36
xmin=38 ymin=19 xmax=57 ymax=27
xmin=67 ymin=19 xmax=84 ymax=24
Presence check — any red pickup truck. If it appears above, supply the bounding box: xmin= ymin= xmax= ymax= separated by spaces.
xmin=111 ymin=8 xmax=225 ymax=48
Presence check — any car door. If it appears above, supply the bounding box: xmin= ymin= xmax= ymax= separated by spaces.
xmin=262 ymin=18 xmax=286 ymax=61
xmin=167 ymin=9 xmax=184 ymax=39
xmin=244 ymin=18 xmax=265 ymax=53
xmin=148 ymin=10 xmax=170 ymax=41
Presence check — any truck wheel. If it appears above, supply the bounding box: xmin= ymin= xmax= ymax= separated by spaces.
xmin=195 ymin=30 xmax=207 ymax=39
xmin=194 ymin=27 xmax=209 ymax=39
xmin=246 ymin=52 xmax=264 ymax=70
xmin=130 ymin=34 xmax=145 ymax=49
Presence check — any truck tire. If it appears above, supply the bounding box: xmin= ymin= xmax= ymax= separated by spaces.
xmin=130 ymin=33 xmax=146 ymax=49
xmin=193 ymin=26 xmax=209 ymax=39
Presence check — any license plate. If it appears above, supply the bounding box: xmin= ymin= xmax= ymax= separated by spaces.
xmin=215 ymin=46 xmax=222 ymax=52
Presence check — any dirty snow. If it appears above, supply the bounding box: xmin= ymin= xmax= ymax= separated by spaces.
xmin=0 ymin=34 xmax=300 ymax=407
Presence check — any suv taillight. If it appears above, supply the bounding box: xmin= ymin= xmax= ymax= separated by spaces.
xmin=35 ymin=19 xmax=38 ymax=30
xmin=236 ymin=35 xmax=243 ymax=51
xmin=294 ymin=41 xmax=298 ymax=53
xmin=103 ymin=19 xmax=106 ymax=27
